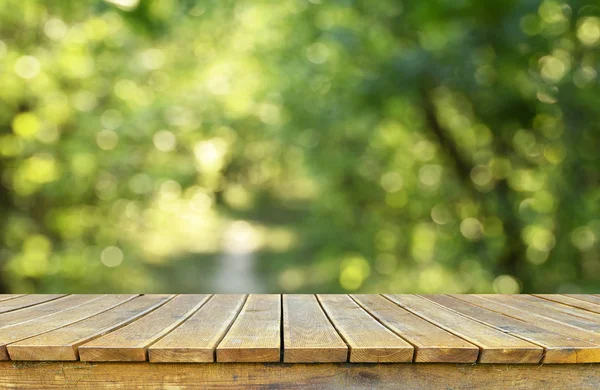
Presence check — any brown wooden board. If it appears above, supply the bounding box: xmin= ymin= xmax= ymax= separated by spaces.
xmin=0 ymin=295 xmax=137 ymax=360
xmin=1 ymin=362 xmax=599 ymax=389
xmin=478 ymin=295 xmax=600 ymax=333
xmin=317 ymin=294 xmax=414 ymax=362
xmin=351 ymin=294 xmax=478 ymax=363
xmin=566 ymin=295 xmax=600 ymax=306
xmin=451 ymin=295 xmax=600 ymax=345
xmin=384 ymin=294 xmax=543 ymax=363
xmin=0 ymin=295 xmax=62 ymax=314
xmin=0 ymin=295 xmax=101 ymax=329
xmin=283 ymin=294 xmax=348 ymax=363
xmin=78 ymin=295 xmax=210 ymax=362
xmin=149 ymin=294 xmax=246 ymax=362
xmin=424 ymin=294 xmax=600 ymax=363
xmin=533 ymin=294 xmax=600 ymax=315
xmin=504 ymin=295 xmax=600 ymax=324
xmin=7 ymin=295 xmax=172 ymax=361
xmin=216 ymin=294 xmax=281 ymax=362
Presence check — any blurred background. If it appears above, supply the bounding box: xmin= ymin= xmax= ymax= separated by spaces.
xmin=0 ymin=0 xmax=599 ymax=294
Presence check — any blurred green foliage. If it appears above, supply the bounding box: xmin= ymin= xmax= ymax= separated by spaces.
xmin=0 ymin=0 xmax=599 ymax=294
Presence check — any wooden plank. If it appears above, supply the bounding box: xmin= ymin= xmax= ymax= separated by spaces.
xmin=533 ymin=294 xmax=600 ymax=314
xmin=384 ymin=295 xmax=543 ymax=363
xmin=0 ymin=294 xmax=100 ymax=329
xmin=216 ymin=294 xmax=281 ymax=363
xmin=78 ymin=294 xmax=209 ymax=362
xmin=0 ymin=294 xmax=65 ymax=315
xmin=7 ymin=295 xmax=173 ymax=361
xmin=1 ymin=362 xmax=599 ymax=389
xmin=0 ymin=295 xmax=24 ymax=303
xmin=507 ymin=295 xmax=600 ymax=324
xmin=480 ymin=295 xmax=600 ymax=332
xmin=0 ymin=295 xmax=137 ymax=360
xmin=423 ymin=295 xmax=600 ymax=363
xmin=564 ymin=294 xmax=600 ymax=306
xmin=282 ymin=294 xmax=347 ymax=363
xmin=351 ymin=294 xmax=478 ymax=363
xmin=451 ymin=295 xmax=600 ymax=345
xmin=149 ymin=294 xmax=246 ymax=363
xmin=317 ymin=294 xmax=413 ymax=362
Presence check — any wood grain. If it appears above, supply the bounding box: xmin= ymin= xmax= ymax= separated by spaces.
xmin=0 ymin=295 xmax=101 ymax=329
xmin=317 ymin=294 xmax=413 ymax=362
xmin=479 ymin=295 xmax=600 ymax=332
xmin=452 ymin=294 xmax=600 ymax=345
xmin=351 ymin=294 xmax=478 ymax=363
xmin=283 ymin=294 xmax=347 ymax=363
xmin=424 ymin=294 xmax=600 ymax=363
xmin=0 ymin=295 xmax=136 ymax=360
xmin=0 ymin=295 xmax=24 ymax=303
xmin=384 ymin=294 xmax=543 ymax=363
xmin=149 ymin=294 xmax=246 ymax=362
xmin=0 ymin=295 xmax=65 ymax=315
xmin=216 ymin=294 xmax=281 ymax=363
xmin=7 ymin=295 xmax=172 ymax=361
xmin=566 ymin=295 xmax=600 ymax=306
xmin=1 ymin=362 xmax=599 ymax=389
xmin=505 ymin=295 xmax=600 ymax=324
xmin=79 ymin=294 xmax=210 ymax=362
xmin=0 ymin=294 xmax=598 ymax=368
xmin=533 ymin=294 xmax=600 ymax=314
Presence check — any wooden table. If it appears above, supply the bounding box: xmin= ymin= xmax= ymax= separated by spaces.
xmin=0 ymin=294 xmax=599 ymax=389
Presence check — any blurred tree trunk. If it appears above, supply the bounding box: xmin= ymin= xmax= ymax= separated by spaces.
xmin=420 ymin=86 xmax=529 ymax=291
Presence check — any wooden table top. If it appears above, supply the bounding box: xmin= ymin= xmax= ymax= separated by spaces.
xmin=0 ymin=294 xmax=599 ymax=364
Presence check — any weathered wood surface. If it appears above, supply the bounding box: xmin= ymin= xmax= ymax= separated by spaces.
xmin=479 ymin=295 xmax=600 ymax=332
xmin=79 ymin=295 xmax=207 ymax=362
xmin=352 ymin=294 xmax=479 ymax=363
xmin=216 ymin=294 xmax=281 ymax=362
xmin=317 ymin=294 xmax=414 ymax=362
xmin=533 ymin=294 xmax=600 ymax=314
xmin=0 ymin=362 xmax=599 ymax=389
xmin=149 ymin=294 xmax=246 ymax=362
xmin=0 ymin=295 xmax=24 ymax=303
xmin=283 ymin=294 xmax=347 ymax=362
xmin=566 ymin=295 xmax=600 ymax=306
xmin=0 ymin=294 xmax=101 ymax=329
xmin=0 ymin=294 xmax=600 ymax=365
xmin=453 ymin=295 xmax=600 ymax=345
xmin=385 ymin=294 xmax=544 ymax=363
xmin=8 ymin=295 xmax=172 ymax=361
xmin=424 ymin=294 xmax=600 ymax=363
xmin=0 ymin=295 xmax=64 ymax=315
xmin=0 ymin=295 xmax=137 ymax=360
